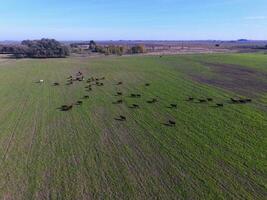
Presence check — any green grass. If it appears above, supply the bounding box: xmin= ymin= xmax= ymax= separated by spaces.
xmin=0 ymin=54 xmax=266 ymax=199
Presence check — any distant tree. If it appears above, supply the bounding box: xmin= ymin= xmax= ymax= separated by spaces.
xmin=21 ymin=38 xmax=70 ymax=58
xmin=89 ymin=40 xmax=97 ymax=51
xmin=129 ymin=45 xmax=146 ymax=54
xmin=13 ymin=45 xmax=29 ymax=58
xmin=0 ymin=39 xmax=69 ymax=58
xmin=70 ymin=41 xmax=146 ymax=56
xmin=0 ymin=45 xmax=17 ymax=54
xmin=93 ymin=45 xmax=103 ymax=54
xmin=70 ymin=43 xmax=78 ymax=48
xmin=21 ymin=40 xmax=32 ymax=46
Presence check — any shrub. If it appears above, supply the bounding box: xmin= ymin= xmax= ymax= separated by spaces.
xmin=129 ymin=45 xmax=146 ymax=54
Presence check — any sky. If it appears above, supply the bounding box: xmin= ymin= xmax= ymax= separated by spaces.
xmin=0 ymin=0 xmax=267 ymax=40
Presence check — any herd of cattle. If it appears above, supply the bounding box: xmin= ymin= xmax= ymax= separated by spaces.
xmin=38 ymin=71 xmax=252 ymax=127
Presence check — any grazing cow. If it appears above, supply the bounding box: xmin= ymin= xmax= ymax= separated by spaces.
xmin=113 ymin=99 xmax=123 ymax=104
xmin=207 ymin=98 xmax=213 ymax=102
xmin=120 ymin=115 xmax=126 ymax=121
xmin=152 ymin=98 xmax=157 ymax=102
xmin=170 ymin=104 xmax=177 ymax=108
xmin=245 ymin=99 xmax=252 ymax=103
xmin=61 ymin=105 xmax=68 ymax=110
xmin=54 ymin=82 xmax=60 ymax=86
xmin=115 ymin=115 xmax=126 ymax=121
xmin=39 ymin=80 xmax=44 ymax=83
xmin=168 ymin=120 xmax=176 ymax=126
xmin=145 ymin=83 xmax=150 ymax=86
xmin=216 ymin=103 xmax=224 ymax=107
xmin=61 ymin=104 xmax=73 ymax=111
xmin=147 ymin=98 xmax=157 ymax=104
xmin=117 ymin=92 xmax=123 ymax=96
xmin=131 ymin=94 xmax=141 ymax=98
xmin=84 ymin=95 xmax=89 ymax=99
xmin=239 ymin=100 xmax=247 ymax=104
xmin=117 ymin=81 xmax=123 ymax=85
xmin=132 ymin=104 xmax=140 ymax=108
xmin=96 ymin=82 xmax=103 ymax=86
xmin=188 ymin=97 xmax=194 ymax=101
xmin=199 ymin=99 xmax=207 ymax=103
xmin=230 ymin=98 xmax=239 ymax=104
xmin=117 ymin=99 xmax=123 ymax=104
xmin=76 ymin=101 xmax=83 ymax=105
xmin=76 ymin=76 xmax=83 ymax=82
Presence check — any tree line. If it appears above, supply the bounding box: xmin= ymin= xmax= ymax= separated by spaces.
xmin=0 ymin=39 xmax=70 ymax=58
xmin=0 ymin=39 xmax=147 ymax=58
xmin=71 ymin=40 xmax=146 ymax=55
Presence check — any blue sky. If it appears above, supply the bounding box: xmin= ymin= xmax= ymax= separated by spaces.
xmin=0 ymin=0 xmax=267 ymax=40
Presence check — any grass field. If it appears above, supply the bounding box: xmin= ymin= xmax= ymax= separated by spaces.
xmin=0 ymin=53 xmax=266 ymax=199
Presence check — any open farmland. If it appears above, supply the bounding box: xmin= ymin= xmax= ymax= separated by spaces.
xmin=0 ymin=53 xmax=266 ymax=199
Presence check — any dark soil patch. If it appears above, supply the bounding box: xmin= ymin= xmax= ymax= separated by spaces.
xmin=191 ymin=62 xmax=267 ymax=97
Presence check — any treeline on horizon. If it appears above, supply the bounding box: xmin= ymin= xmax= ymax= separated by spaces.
xmin=71 ymin=40 xmax=146 ymax=55
xmin=0 ymin=39 xmax=147 ymax=58
xmin=0 ymin=39 xmax=70 ymax=58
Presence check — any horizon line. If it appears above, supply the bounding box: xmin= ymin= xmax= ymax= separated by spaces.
xmin=1 ymin=39 xmax=267 ymax=42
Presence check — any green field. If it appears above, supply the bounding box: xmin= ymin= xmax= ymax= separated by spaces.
xmin=0 ymin=53 xmax=266 ymax=199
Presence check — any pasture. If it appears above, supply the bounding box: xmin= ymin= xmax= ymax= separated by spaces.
xmin=0 ymin=53 xmax=266 ymax=199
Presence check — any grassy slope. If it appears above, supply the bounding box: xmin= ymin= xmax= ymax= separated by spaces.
xmin=0 ymin=54 xmax=266 ymax=199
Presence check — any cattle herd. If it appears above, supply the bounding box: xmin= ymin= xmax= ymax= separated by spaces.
xmin=42 ymin=71 xmax=252 ymax=127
